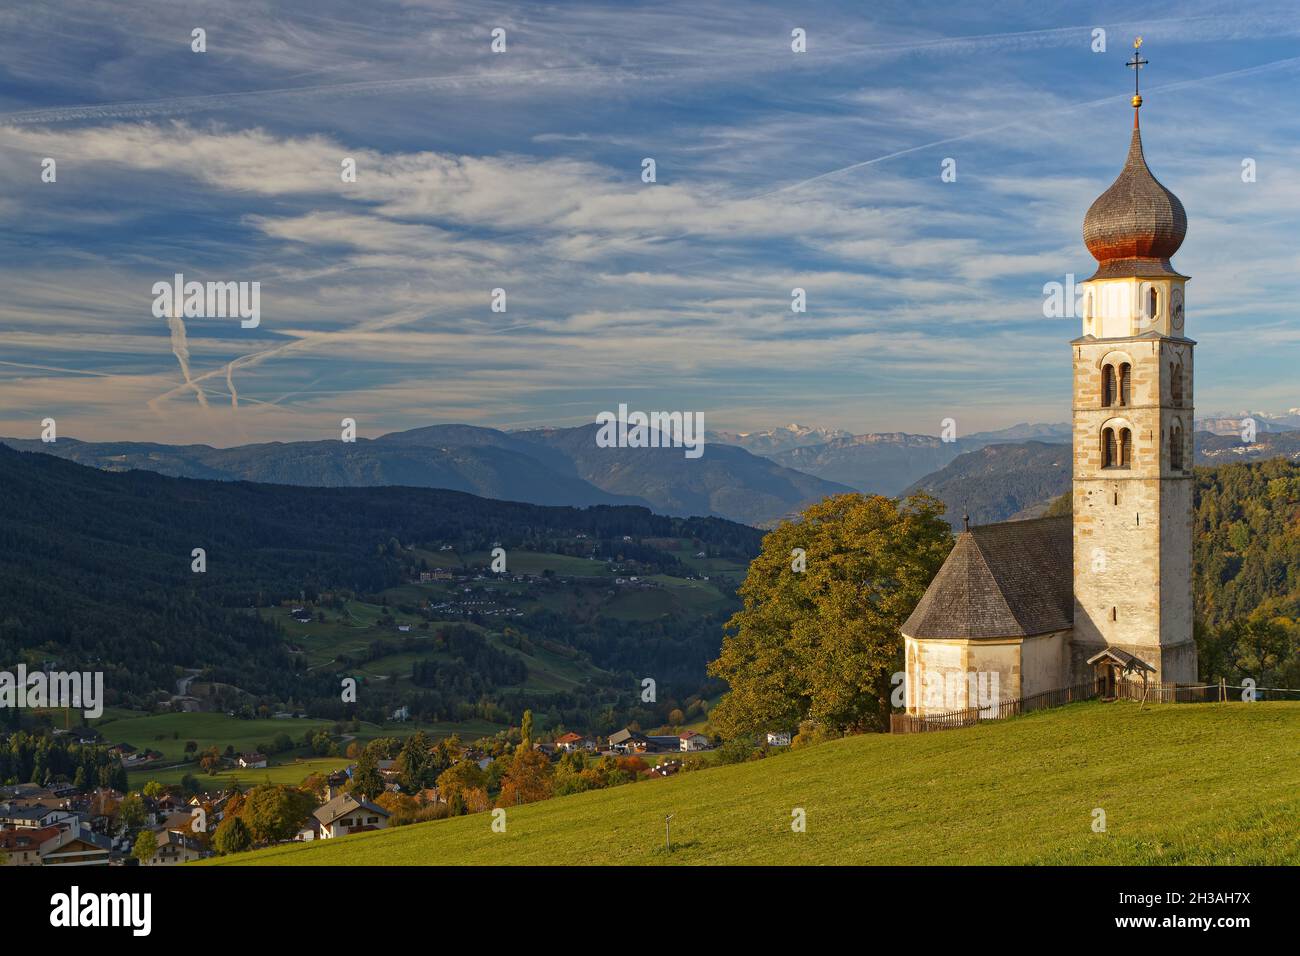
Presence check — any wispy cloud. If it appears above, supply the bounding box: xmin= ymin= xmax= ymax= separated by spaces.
xmin=0 ymin=0 xmax=1296 ymax=443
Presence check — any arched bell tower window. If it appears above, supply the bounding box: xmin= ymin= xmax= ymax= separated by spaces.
xmin=1147 ymin=287 xmax=1159 ymax=323
xmin=1119 ymin=363 xmax=1131 ymax=406
xmin=1102 ymin=425 xmax=1132 ymax=470
xmin=1102 ymin=365 xmax=1116 ymax=407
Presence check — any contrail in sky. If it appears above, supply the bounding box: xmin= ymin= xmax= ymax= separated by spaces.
xmin=151 ymin=307 xmax=429 ymax=408
xmin=165 ymin=313 xmax=209 ymax=409
xmin=754 ymin=55 xmax=1300 ymax=199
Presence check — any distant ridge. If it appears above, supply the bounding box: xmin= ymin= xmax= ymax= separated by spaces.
xmin=1 ymin=422 xmax=852 ymax=528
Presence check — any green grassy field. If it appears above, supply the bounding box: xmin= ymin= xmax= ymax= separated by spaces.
xmin=94 ymin=710 xmax=504 ymax=785
xmin=98 ymin=711 xmax=348 ymax=765
xmin=211 ymin=701 xmax=1300 ymax=866
xmin=140 ymin=756 xmax=353 ymax=788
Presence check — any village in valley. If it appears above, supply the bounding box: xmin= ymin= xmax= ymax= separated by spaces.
xmin=0 ymin=535 xmax=776 ymax=867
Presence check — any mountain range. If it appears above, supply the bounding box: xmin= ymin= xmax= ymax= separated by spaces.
xmin=754 ymin=422 xmax=1073 ymax=495
xmin=6 ymin=419 xmax=1297 ymax=531
xmin=906 ymin=429 xmax=1300 ymax=527
xmin=1 ymin=424 xmax=851 ymax=528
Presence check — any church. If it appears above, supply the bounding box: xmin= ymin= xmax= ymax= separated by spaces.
xmin=902 ymin=43 xmax=1199 ymax=715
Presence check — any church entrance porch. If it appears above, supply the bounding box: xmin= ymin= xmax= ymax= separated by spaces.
xmin=1086 ymin=647 xmax=1157 ymax=700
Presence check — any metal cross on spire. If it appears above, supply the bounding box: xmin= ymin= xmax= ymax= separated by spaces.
xmin=1126 ymin=37 xmax=1148 ymax=106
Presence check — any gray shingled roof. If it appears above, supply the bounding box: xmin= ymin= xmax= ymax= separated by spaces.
xmin=313 ymin=792 xmax=389 ymax=826
xmin=902 ymin=515 xmax=1073 ymax=640
xmin=1086 ymin=647 xmax=1156 ymax=673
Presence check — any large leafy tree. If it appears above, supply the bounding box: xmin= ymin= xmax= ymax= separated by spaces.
xmin=435 ymin=759 xmax=488 ymax=809
xmin=496 ymin=748 xmax=554 ymax=808
xmin=213 ymin=815 xmax=252 ymax=855
xmin=351 ymin=749 xmax=385 ymax=801
xmin=708 ymin=493 xmax=951 ymax=735
xmin=396 ymin=731 xmax=433 ymax=793
xmin=131 ymin=830 xmax=158 ymax=866
xmin=238 ymin=785 xmax=317 ymax=845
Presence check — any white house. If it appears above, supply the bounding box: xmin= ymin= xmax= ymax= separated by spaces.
xmin=141 ymin=830 xmax=204 ymax=866
xmin=312 ymin=793 xmax=390 ymax=839
xmin=555 ymin=732 xmax=594 ymax=752
xmin=679 ymin=730 xmax=710 ymax=752
xmin=766 ymin=731 xmax=792 ymax=747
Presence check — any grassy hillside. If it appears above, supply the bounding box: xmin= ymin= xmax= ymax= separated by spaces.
xmin=211 ymin=701 xmax=1300 ymax=865
xmin=0 ymin=442 xmax=757 ymax=719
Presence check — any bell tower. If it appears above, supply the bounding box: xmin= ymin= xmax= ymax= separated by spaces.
xmin=1071 ymin=39 xmax=1198 ymax=685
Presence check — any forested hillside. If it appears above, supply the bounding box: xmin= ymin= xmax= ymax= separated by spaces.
xmin=0 ymin=443 xmax=760 ymax=715
xmin=1043 ymin=458 xmax=1300 ymax=689
xmin=1193 ymin=458 xmax=1300 ymax=626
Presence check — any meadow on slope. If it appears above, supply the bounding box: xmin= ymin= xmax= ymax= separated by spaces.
xmin=212 ymin=701 xmax=1300 ymax=866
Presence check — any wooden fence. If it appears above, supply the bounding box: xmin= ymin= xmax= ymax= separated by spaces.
xmin=891 ymin=676 xmax=1296 ymax=732
xmin=890 ymin=678 xmax=1104 ymax=734
xmin=888 ymin=706 xmax=982 ymax=734
xmin=1114 ymin=679 xmax=1221 ymax=704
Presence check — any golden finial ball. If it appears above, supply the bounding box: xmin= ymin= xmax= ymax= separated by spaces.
xmin=1132 ymin=94 xmax=1143 ymax=108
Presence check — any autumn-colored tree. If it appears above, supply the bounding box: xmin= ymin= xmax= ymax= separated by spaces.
xmin=346 ymin=741 xmax=361 ymax=759
xmin=496 ymin=747 xmax=554 ymax=808
xmin=131 ymin=829 xmax=158 ymax=866
xmin=198 ymin=746 xmax=223 ymax=775
xmin=435 ymin=759 xmax=488 ymax=807
xmin=142 ymin=780 xmax=164 ymax=800
xmin=300 ymin=773 xmax=328 ymax=799
xmin=709 ymin=493 xmax=951 ymax=735
xmin=615 ymin=755 xmax=647 ymax=776
xmin=374 ymin=791 xmax=420 ymax=826
xmin=213 ymin=815 xmax=252 ymax=855
xmin=238 ymin=785 xmax=316 ymax=845
xmin=463 ymin=788 xmax=490 ymax=814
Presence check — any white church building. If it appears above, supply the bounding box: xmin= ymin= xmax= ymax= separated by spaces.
xmin=902 ymin=45 xmax=1199 ymax=715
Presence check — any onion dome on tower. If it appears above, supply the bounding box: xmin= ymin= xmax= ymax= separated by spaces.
xmin=1082 ymin=38 xmax=1186 ymax=280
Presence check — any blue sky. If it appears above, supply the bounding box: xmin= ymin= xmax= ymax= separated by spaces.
xmin=1 ymin=0 xmax=1297 ymax=445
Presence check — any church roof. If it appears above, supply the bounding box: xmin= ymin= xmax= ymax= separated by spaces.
xmin=902 ymin=515 xmax=1073 ymax=640
xmin=1082 ymin=115 xmax=1187 ymax=281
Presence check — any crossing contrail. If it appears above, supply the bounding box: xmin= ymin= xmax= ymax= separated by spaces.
xmin=165 ymin=313 xmax=209 ymax=409
xmin=150 ymin=306 xmax=429 ymax=409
